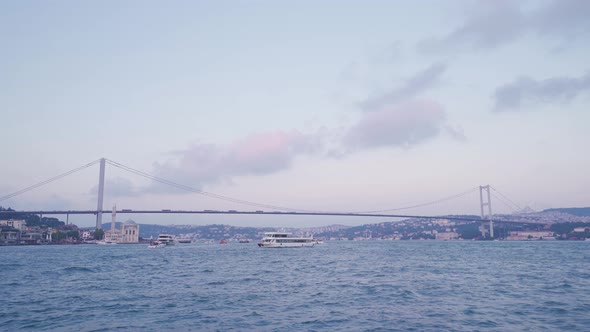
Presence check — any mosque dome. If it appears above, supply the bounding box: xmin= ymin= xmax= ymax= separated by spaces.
xmin=124 ymin=219 xmax=137 ymax=225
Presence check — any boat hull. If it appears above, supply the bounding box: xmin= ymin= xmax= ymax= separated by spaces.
xmin=257 ymin=242 xmax=315 ymax=248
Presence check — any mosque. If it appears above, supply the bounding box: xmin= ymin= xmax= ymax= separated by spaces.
xmin=103 ymin=206 xmax=140 ymax=243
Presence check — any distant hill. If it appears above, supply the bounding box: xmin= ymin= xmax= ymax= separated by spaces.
xmin=543 ymin=207 xmax=590 ymax=217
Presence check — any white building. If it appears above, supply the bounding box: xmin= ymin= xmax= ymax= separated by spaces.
xmin=104 ymin=219 xmax=140 ymax=243
xmin=0 ymin=219 xmax=26 ymax=231
xmin=435 ymin=232 xmax=459 ymax=240
xmin=120 ymin=219 xmax=139 ymax=243
xmin=81 ymin=231 xmax=92 ymax=240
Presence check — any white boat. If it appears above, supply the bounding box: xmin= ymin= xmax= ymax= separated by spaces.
xmin=96 ymin=239 xmax=117 ymax=245
xmin=148 ymin=241 xmax=166 ymax=248
xmin=257 ymin=232 xmax=315 ymax=248
xmin=157 ymin=234 xmax=176 ymax=245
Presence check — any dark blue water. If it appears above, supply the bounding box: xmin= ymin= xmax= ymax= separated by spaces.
xmin=1 ymin=241 xmax=589 ymax=331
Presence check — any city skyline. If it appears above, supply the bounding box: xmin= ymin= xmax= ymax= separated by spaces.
xmin=1 ymin=1 xmax=589 ymax=227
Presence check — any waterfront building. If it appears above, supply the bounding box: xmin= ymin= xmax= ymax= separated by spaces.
xmin=435 ymin=232 xmax=459 ymax=240
xmin=103 ymin=219 xmax=140 ymax=243
xmin=0 ymin=219 xmax=26 ymax=231
xmin=20 ymin=232 xmax=43 ymax=245
xmin=0 ymin=226 xmax=20 ymax=245
xmin=120 ymin=219 xmax=139 ymax=243
xmin=506 ymin=231 xmax=554 ymax=240
xmin=81 ymin=231 xmax=92 ymax=240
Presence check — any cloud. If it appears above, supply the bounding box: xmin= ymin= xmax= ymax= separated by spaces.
xmin=419 ymin=1 xmax=525 ymax=53
xmin=419 ymin=0 xmax=590 ymax=53
xmin=151 ymin=130 xmax=321 ymax=190
xmin=145 ymin=63 xmax=462 ymax=192
xmin=359 ymin=63 xmax=446 ymax=111
xmin=493 ymin=72 xmax=590 ymax=110
xmin=344 ymin=100 xmax=447 ymax=150
xmin=531 ymin=0 xmax=590 ymax=40
xmin=146 ymin=102 xmax=458 ymax=192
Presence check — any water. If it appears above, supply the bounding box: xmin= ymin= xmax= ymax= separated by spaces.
xmin=1 ymin=241 xmax=589 ymax=331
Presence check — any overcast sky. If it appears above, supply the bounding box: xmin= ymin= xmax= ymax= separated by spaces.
xmin=1 ymin=0 xmax=589 ymax=227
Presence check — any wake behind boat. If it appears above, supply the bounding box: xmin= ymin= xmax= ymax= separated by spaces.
xmin=148 ymin=240 xmax=166 ymax=249
xmin=258 ymin=232 xmax=315 ymax=248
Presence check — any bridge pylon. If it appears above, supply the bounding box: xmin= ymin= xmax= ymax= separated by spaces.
xmin=479 ymin=185 xmax=493 ymax=238
xmin=96 ymin=158 xmax=106 ymax=229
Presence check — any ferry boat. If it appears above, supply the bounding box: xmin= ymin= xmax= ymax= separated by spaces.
xmin=257 ymin=232 xmax=315 ymax=248
xmin=157 ymin=234 xmax=176 ymax=245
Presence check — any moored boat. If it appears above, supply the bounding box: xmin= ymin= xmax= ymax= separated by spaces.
xmin=257 ymin=232 xmax=315 ymax=248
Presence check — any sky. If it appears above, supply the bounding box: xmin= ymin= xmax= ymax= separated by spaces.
xmin=1 ymin=0 xmax=589 ymax=227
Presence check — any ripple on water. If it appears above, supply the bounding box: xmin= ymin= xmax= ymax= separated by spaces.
xmin=1 ymin=242 xmax=589 ymax=331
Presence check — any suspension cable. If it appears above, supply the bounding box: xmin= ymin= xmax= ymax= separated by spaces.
xmin=489 ymin=186 xmax=522 ymax=211
xmin=349 ymin=187 xmax=480 ymax=214
xmin=0 ymin=159 xmax=102 ymax=203
xmin=104 ymin=159 xmax=319 ymax=212
xmin=490 ymin=191 xmax=518 ymax=213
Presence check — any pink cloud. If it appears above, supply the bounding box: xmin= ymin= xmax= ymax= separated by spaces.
xmin=151 ymin=130 xmax=319 ymax=190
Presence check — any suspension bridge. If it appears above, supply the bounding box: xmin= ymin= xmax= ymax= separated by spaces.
xmin=0 ymin=158 xmax=536 ymax=235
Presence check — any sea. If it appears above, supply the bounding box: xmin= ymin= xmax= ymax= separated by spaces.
xmin=1 ymin=241 xmax=589 ymax=331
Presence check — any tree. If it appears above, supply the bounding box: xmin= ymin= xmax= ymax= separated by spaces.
xmin=66 ymin=230 xmax=80 ymax=240
xmin=53 ymin=231 xmax=66 ymax=242
xmin=93 ymin=229 xmax=104 ymax=240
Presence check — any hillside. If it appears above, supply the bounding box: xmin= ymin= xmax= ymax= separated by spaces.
xmin=543 ymin=207 xmax=590 ymax=217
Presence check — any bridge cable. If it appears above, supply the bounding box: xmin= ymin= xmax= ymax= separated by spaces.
xmin=349 ymin=187 xmax=480 ymax=214
xmin=490 ymin=192 xmax=519 ymax=214
xmin=104 ymin=159 xmax=320 ymax=212
xmin=0 ymin=159 xmax=102 ymax=203
xmin=489 ymin=186 xmax=522 ymax=211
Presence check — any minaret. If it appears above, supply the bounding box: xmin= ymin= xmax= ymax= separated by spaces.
xmin=111 ymin=204 xmax=117 ymax=242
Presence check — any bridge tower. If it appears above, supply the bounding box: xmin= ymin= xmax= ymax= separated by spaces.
xmin=96 ymin=158 xmax=106 ymax=229
xmin=479 ymin=185 xmax=493 ymax=238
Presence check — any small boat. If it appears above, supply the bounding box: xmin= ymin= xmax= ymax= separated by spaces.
xmin=219 ymin=239 xmax=228 ymax=244
xmin=177 ymin=238 xmax=192 ymax=244
xmin=148 ymin=241 xmax=166 ymax=249
xmin=238 ymin=239 xmax=250 ymax=243
xmin=157 ymin=234 xmax=176 ymax=245
xmin=258 ymin=232 xmax=315 ymax=248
